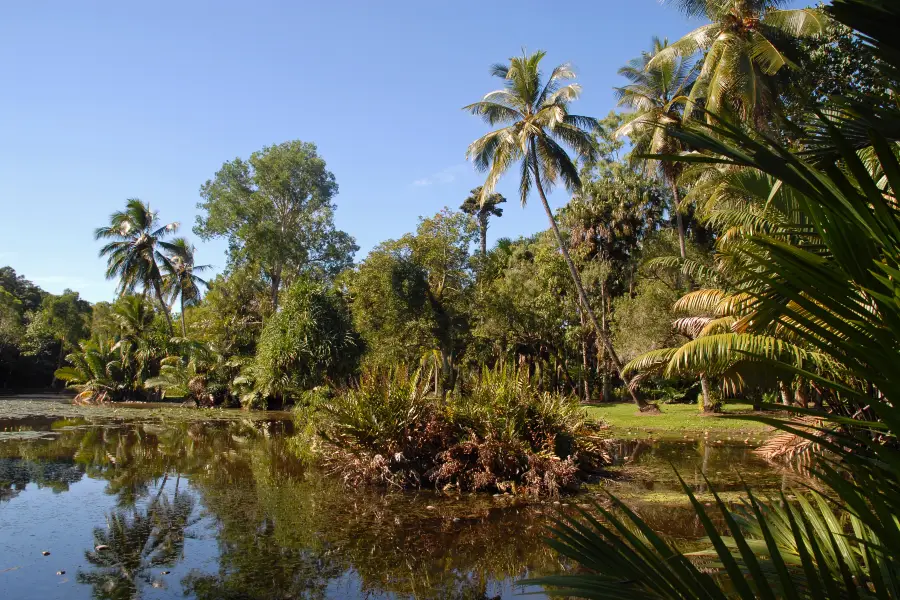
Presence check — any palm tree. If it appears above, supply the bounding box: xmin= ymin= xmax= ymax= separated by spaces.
xmin=650 ymin=0 xmax=826 ymax=125
xmin=460 ymin=187 xmax=506 ymax=257
xmin=464 ymin=50 xmax=649 ymax=409
xmin=95 ymin=199 xmax=179 ymax=334
xmin=160 ymin=238 xmax=210 ymax=336
xmin=615 ymin=37 xmax=697 ymax=261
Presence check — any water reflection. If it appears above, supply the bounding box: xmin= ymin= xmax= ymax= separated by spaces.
xmin=0 ymin=406 xmax=796 ymax=599
xmin=78 ymin=490 xmax=196 ymax=599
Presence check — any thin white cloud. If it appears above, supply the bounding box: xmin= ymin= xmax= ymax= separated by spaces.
xmin=411 ymin=164 xmax=469 ymax=187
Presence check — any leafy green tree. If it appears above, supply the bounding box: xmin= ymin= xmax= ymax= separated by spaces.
xmin=460 ymin=187 xmax=506 ymax=257
xmin=24 ymin=289 xmax=91 ymax=384
xmin=186 ymin=264 xmax=271 ymax=360
xmin=160 ymin=238 xmax=210 ymax=336
xmin=195 ymin=141 xmax=358 ymax=308
xmin=253 ymin=278 xmax=361 ymax=402
xmin=0 ymin=266 xmax=45 ymax=312
xmin=465 ymin=50 xmax=648 ymax=408
xmin=652 ymin=0 xmax=826 ymax=125
xmin=348 ymin=209 xmax=476 ymax=392
xmin=343 ymin=240 xmax=433 ymax=368
xmin=0 ymin=287 xmax=26 ymax=387
xmin=472 ymin=234 xmax=575 ymax=386
xmin=615 ymin=37 xmax=697 ymax=260
xmin=95 ymin=198 xmax=179 ymax=333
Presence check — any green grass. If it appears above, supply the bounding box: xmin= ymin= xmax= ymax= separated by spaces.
xmin=584 ymin=401 xmax=773 ymax=439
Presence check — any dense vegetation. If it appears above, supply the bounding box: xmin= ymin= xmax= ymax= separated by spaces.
xmin=3 ymin=0 xmax=900 ymax=594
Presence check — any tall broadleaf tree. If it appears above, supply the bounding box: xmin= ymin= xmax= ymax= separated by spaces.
xmin=464 ymin=50 xmax=650 ymax=408
xmin=460 ymin=186 xmax=506 ymax=257
xmin=194 ymin=141 xmax=358 ymax=309
xmin=95 ymin=199 xmax=178 ymax=334
xmin=615 ymin=37 xmax=697 ymax=261
xmin=651 ymin=0 xmax=827 ymax=126
xmin=160 ymin=238 xmax=210 ymax=336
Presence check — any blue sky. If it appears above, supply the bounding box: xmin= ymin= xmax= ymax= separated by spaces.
xmin=0 ymin=1 xmax=802 ymax=303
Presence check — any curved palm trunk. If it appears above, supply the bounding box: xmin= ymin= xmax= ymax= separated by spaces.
xmin=529 ymin=147 xmax=648 ymax=409
xmin=153 ymin=281 xmax=174 ymax=335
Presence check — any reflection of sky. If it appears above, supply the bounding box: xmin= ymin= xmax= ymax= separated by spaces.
xmin=0 ymin=475 xmax=215 ymax=600
xmin=1 ymin=476 xmax=111 ymax=599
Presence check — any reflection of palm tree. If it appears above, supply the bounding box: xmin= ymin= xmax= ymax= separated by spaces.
xmin=77 ymin=493 xmax=195 ymax=599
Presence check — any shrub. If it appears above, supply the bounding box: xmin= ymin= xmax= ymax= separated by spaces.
xmin=309 ymin=364 xmax=609 ymax=497
xmin=253 ymin=279 xmax=362 ymax=402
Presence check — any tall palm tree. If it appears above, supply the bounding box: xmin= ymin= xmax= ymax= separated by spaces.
xmin=615 ymin=37 xmax=697 ymax=261
xmin=95 ymin=199 xmax=179 ymax=334
xmin=161 ymin=238 xmax=210 ymax=336
xmin=464 ymin=50 xmax=649 ymax=408
xmin=460 ymin=186 xmax=506 ymax=256
xmin=650 ymin=0 xmax=826 ymax=125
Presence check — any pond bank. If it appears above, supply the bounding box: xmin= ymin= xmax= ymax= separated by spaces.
xmin=585 ymin=401 xmax=775 ymax=440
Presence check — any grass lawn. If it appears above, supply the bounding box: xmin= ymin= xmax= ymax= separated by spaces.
xmin=584 ymin=401 xmax=774 ymax=439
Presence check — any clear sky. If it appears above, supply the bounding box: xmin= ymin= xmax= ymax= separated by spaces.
xmin=0 ymin=0 xmax=803 ymax=303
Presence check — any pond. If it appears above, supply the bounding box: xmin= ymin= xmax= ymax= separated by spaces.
xmin=0 ymin=398 xmax=802 ymax=600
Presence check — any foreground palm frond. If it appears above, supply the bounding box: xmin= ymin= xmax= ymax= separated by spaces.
xmin=529 ymin=1 xmax=900 ymax=597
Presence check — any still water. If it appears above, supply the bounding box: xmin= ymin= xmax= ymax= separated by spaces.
xmin=0 ymin=399 xmax=795 ymax=599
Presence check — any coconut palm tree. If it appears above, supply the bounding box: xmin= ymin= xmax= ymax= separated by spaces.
xmin=651 ymin=0 xmax=827 ymax=125
xmin=615 ymin=37 xmax=698 ymax=261
xmin=95 ymin=199 xmax=179 ymax=334
xmin=460 ymin=187 xmax=506 ymax=257
xmin=161 ymin=238 xmax=210 ymax=336
xmin=464 ymin=50 xmax=650 ymax=409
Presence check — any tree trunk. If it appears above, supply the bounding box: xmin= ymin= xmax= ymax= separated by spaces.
xmin=270 ymin=266 xmax=282 ymax=310
xmin=779 ymin=380 xmax=792 ymax=405
xmin=580 ymin=311 xmax=591 ymax=403
xmin=153 ymin=281 xmax=174 ymax=335
xmin=51 ymin=340 xmax=65 ymax=388
xmin=480 ymin=214 xmax=488 ymax=257
xmin=180 ymin=293 xmax=187 ymax=337
xmin=794 ymin=377 xmax=809 ymax=408
xmin=529 ymin=145 xmax=649 ymax=410
xmin=699 ymin=373 xmax=716 ymax=413
xmin=671 ymin=182 xmax=688 ymax=261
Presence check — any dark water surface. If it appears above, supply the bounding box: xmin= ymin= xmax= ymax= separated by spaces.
xmin=0 ymin=399 xmax=798 ymax=599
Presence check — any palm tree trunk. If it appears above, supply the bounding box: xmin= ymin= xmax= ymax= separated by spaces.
xmin=670 ymin=182 xmax=687 ymax=261
xmin=179 ymin=293 xmax=187 ymax=337
xmin=529 ymin=147 xmax=649 ymax=410
xmin=699 ymin=373 xmax=715 ymax=413
xmin=579 ymin=310 xmax=591 ymax=403
xmin=480 ymin=214 xmax=488 ymax=256
xmin=153 ymin=281 xmax=174 ymax=335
